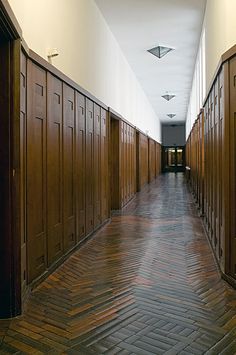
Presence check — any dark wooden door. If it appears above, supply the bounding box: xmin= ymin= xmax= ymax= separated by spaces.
xmin=47 ymin=74 xmax=63 ymax=265
xmin=86 ymin=98 xmax=94 ymax=234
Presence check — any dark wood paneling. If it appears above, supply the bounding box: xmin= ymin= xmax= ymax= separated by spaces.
xmin=94 ymin=104 xmax=101 ymax=229
xmin=76 ymin=92 xmax=86 ymax=241
xmin=20 ymin=52 xmax=27 ymax=294
xmin=47 ymin=74 xmax=63 ymax=265
xmin=136 ymin=132 xmax=149 ymax=191
xmin=63 ymin=83 xmax=76 ymax=252
xmin=27 ymin=61 xmax=47 ymax=282
xmin=186 ymin=58 xmax=236 ymax=283
xmin=0 ymin=38 xmax=21 ymax=318
xmin=101 ymin=108 xmax=109 ymax=222
xmin=148 ymin=138 xmax=156 ymax=183
xmin=86 ymin=98 xmax=94 ymax=234
xmin=229 ymin=57 xmax=236 ymax=278
xmin=110 ymin=117 xmax=121 ymax=210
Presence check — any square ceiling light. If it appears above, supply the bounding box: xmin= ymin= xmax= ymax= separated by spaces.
xmin=167 ymin=114 xmax=176 ymax=118
xmin=162 ymin=93 xmax=176 ymax=101
xmin=147 ymin=45 xmax=174 ymax=59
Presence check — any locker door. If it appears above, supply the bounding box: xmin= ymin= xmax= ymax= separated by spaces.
xmin=63 ymin=84 xmax=76 ymax=252
xmin=76 ymin=92 xmax=86 ymax=241
xmin=20 ymin=53 xmax=27 ymax=293
xmin=86 ymin=98 xmax=94 ymax=234
xmin=94 ymin=104 xmax=101 ymax=229
xmin=229 ymin=57 xmax=236 ymax=277
xmin=47 ymin=74 xmax=63 ymax=265
xmin=27 ymin=61 xmax=47 ymax=282
xmin=101 ymin=108 xmax=109 ymax=222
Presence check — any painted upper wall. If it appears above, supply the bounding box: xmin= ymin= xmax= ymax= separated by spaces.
xmin=205 ymin=0 xmax=236 ymax=91
xmin=186 ymin=0 xmax=236 ymax=138
xmin=8 ymin=0 xmax=161 ymax=142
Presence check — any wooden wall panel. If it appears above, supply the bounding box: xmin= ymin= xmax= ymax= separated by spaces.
xmin=110 ymin=118 xmax=120 ymax=210
xmin=229 ymin=57 xmax=236 ymax=278
xmin=86 ymin=98 xmax=94 ymax=234
xmin=20 ymin=53 xmax=27 ymax=293
xmin=155 ymin=142 xmax=161 ymax=177
xmin=121 ymin=121 xmax=125 ymax=206
xmin=47 ymin=74 xmax=63 ymax=265
xmin=94 ymin=104 xmax=101 ymax=229
xmin=130 ymin=127 xmax=136 ymax=196
xmin=101 ymin=108 xmax=109 ymax=222
xmin=148 ymin=138 xmax=156 ymax=183
xmin=20 ymin=49 xmax=162 ymax=294
xmin=27 ymin=61 xmax=47 ymax=283
xmin=186 ymin=58 xmax=236 ymax=283
xmin=136 ymin=132 xmax=149 ymax=191
xmin=219 ymin=69 xmax=224 ymax=269
xmin=76 ymin=92 xmax=86 ymax=241
xmin=63 ymin=84 xmax=76 ymax=252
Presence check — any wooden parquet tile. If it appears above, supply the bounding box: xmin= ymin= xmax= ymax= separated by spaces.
xmin=1 ymin=173 xmax=236 ymax=354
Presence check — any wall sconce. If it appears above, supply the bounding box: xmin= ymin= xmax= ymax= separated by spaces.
xmin=47 ymin=48 xmax=59 ymax=63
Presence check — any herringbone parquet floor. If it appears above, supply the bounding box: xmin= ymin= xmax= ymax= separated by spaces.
xmin=1 ymin=173 xmax=236 ymax=354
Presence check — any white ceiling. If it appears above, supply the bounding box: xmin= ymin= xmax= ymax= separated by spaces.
xmin=94 ymin=0 xmax=206 ymax=124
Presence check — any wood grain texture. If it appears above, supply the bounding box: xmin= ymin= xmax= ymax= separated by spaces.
xmin=47 ymin=73 xmax=63 ymax=265
xmin=186 ymin=57 xmax=236 ymax=286
xmin=76 ymin=92 xmax=86 ymax=242
xmin=148 ymin=138 xmax=156 ymax=183
xmin=1 ymin=174 xmax=236 ymax=353
xmin=20 ymin=52 xmax=27 ymax=297
xmin=136 ymin=132 xmax=149 ymax=191
xmin=63 ymin=83 xmax=76 ymax=252
xmin=27 ymin=60 xmax=47 ymax=282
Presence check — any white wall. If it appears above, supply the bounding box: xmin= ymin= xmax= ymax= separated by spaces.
xmin=8 ymin=0 xmax=161 ymax=142
xmin=186 ymin=0 xmax=236 ymax=139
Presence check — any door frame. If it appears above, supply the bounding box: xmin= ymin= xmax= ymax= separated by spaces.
xmin=0 ymin=0 xmax=21 ymax=318
xmin=162 ymin=146 xmax=186 ymax=173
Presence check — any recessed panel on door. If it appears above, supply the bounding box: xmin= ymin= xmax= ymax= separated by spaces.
xmin=63 ymin=84 xmax=76 ymax=251
xmin=27 ymin=61 xmax=47 ymax=282
xmin=47 ymin=74 xmax=63 ymax=265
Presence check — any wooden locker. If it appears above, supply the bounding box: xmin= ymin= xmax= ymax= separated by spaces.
xmin=127 ymin=124 xmax=131 ymax=201
xmin=86 ymin=98 xmax=94 ymax=234
xmin=214 ymin=78 xmax=220 ymax=256
xmin=47 ymin=74 xmax=63 ymax=265
xmin=124 ymin=122 xmax=127 ymax=206
xmin=94 ymin=104 xmax=101 ymax=229
xmin=101 ymin=108 xmax=108 ymax=222
xmin=110 ymin=117 xmax=120 ymax=210
xmin=76 ymin=92 xmax=86 ymax=241
xmin=27 ymin=61 xmax=47 ymax=283
xmin=131 ymin=127 xmax=135 ymax=196
xmin=229 ymin=57 xmax=236 ymax=277
xmin=122 ymin=121 xmax=126 ymax=206
xmin=63 ymin=83 xmax=76 ymax=252
xmin=20 ymin=53 xmax=27 ymax=293
xmin=219 ymin=69 xmax=224 ymax=267
xmin=148 ymin=139 xmax=155 ymax=183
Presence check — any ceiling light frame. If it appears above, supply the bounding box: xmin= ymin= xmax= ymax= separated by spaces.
xmin=147 ymin=45 xmax=174 ymax=59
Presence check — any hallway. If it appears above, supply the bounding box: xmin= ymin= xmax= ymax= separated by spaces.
xmin=1 ymin=174 xmax=236 ymax=354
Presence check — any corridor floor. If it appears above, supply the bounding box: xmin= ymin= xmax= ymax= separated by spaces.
xmin=1 ymin=173 xmax=236 ymax=354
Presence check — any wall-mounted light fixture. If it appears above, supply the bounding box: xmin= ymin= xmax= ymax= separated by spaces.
xmin=167 ymin=114 xmax=176 ymax=118
xmin=47 ymin=48 xmax=59 ymax=63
